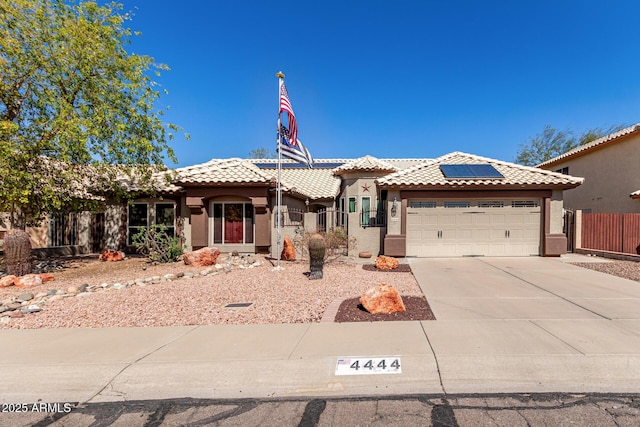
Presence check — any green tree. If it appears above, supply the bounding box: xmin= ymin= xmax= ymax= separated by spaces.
xmin=249 ymin=147 xmax=276 ymax=159
xmin=515 ymin=124 xmax=626 ymax=166
xmin=0 ymin=0 xmax=184 ymax=229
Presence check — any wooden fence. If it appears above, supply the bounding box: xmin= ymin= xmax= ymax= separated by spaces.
xmin=581 ymin=213 xmax=640 ymax=255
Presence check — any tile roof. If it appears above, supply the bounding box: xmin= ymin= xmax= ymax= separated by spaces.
xmin=537 ymin=123 xmax=640 ymax=168
xmin=257 ymin=165 xmax=341 ymax=200
xmin=174 ymin=158 xmax=273 ymax=185
xmin=376 ymin=152 xmax=584 ymax=189
xmin=332 ymin=155 xmax=398 ymax=175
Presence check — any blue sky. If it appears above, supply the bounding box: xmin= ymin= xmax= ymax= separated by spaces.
xmin=119 ymin=0 xmax=640 ymax=167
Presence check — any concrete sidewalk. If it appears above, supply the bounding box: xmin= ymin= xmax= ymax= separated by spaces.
xmin=2 ymin=255 xmax=640 ymax=404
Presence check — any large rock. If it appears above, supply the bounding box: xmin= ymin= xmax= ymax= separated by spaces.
xmin=375 ymin=255 xmax=399 ymax=270
xmin=14 ymin=274 xmax=43 ymax=288
xmin=39 ymin=273 xmax=55 ymax=283
xmin=99 ymin=250 xmax=125 ymax=262
xmin=0 ymin=275 xmax=16 ymax=287
xmin=360 ymin=283 xmax=406 ymax=315
xmin=280 ymin=236 xmax=296 ymax=261
xmin=183 ymin=247 xmax=221 ymax=267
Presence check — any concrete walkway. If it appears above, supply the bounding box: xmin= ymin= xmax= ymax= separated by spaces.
xmin=2 ymin=255 xmax=640 ymax=404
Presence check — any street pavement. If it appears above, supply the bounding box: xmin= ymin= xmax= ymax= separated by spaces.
xmin=2 ymin=254 xmax=640 ymax=425
xmin=2 ymin=393 xmax=640 ymax=426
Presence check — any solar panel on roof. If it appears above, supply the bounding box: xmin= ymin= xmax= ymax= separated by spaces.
xmin=440 ymin=164 xmax=504 ymax=179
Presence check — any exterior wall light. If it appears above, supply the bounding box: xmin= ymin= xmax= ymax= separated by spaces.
xmin=391 ymin=197 xmax=398 ymax=217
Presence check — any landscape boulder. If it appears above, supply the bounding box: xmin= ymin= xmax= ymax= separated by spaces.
xmin=360 ymin=283 xmax=406 ymax=315
xmin=375 ymin=255 xmax=399 ymax=270
xmin=14 ymin=274 xmax=43 ymax=288
xmin=280 ymin=236 xmax=296 ymax=261
xmin=0 ymin=275 xmax=16 ymax=287
xmin=99 ymin=250 xmax=125 ymax=262
xmin=39 ymin=273 xmax=55 ymax=283
xmin=183 ymin=247 xmax=221 ymax=267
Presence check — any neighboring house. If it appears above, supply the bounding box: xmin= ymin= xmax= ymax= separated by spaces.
xmin=537 ymin=123 xmax=640 ymax=213
xmin=5 ymin=151 xmax=582 ymax=258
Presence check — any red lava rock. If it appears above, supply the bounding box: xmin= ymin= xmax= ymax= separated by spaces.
xmin=360 ymin=283 xmax=406 ymax=315
xmin=10 ymin=311 xmax=24 ymax=318
xmin=375 ymin=255 xmax=399 ymax=270
xmin=280 ymin=236 xmax=296 ymax=261
xmin=99 ymin=250 xmax=125 ymax=262
xmin=183 ymin=247 xmax=221 ymax=267
xmin=14 ymin=274 xmax=43 ymax=288
xmin=0 ymin=275 xmax=16 ymax=287
xmin=39 ymin=273 xmax=55 ymax=283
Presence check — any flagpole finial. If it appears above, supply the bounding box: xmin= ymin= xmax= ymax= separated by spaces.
xmin=276 ymin=71 xmax=285 ymax=79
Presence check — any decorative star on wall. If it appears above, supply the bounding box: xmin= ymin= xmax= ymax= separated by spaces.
xmin=362 ymin=183 xmax=371 ymax=192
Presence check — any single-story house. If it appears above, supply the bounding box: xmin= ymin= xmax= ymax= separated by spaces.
xmin=4 ymin=151 xmax=583 ymax=258
xmin=537 ymin=123 xmax=640 ymax=213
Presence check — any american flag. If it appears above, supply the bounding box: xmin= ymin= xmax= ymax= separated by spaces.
xmin=278 ymin=124 xmax=314 ymax=167
xmin=279 ymin=80 xmax=298 ymax=145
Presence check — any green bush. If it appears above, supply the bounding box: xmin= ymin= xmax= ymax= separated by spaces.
xmin=132 ymin=225 xmax=183 ymax=263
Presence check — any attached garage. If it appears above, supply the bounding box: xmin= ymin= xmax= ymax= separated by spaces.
xmin=376 ymin=152 xmax=584 ymax=258
xmin=406 ymin=199 xmax=541 ymax=257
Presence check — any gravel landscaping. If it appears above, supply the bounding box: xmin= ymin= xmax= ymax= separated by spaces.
xmin=0 ymin=254 xmax=423 ymax=329
xmin=569 ymin=260 xmax=640 ymax=282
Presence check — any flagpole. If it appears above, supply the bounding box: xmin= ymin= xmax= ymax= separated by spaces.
xmin=275 ymin=71 xmax=285 ymax=270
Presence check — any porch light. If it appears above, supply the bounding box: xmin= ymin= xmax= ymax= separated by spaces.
xmin=391 ymin=198 xmax=398 ymax=217
xmin=305 ymin=198 xmax=309 ymax=212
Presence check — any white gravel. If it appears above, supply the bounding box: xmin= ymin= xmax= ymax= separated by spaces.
xmin=0 ymin=256 xmax=422 ymax=329
xmin=570 ymin=260 xmax=640 ymax=282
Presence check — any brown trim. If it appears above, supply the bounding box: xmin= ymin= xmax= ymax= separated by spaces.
xmin=383 ymin=234 xmax=406 ymax=257
xmin=400 ymin=189 xmax=552 ymax=199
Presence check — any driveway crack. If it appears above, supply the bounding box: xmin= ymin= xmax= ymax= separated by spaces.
xmin=86 ymin=325 xmax=202 ymax=403
xmin=420 ymin=322 xmax=447 ymax=395
xmin=529 ymin=320 xmax=586 ymax=355
xmin=477 ymin=259 xmax=611 ymax=320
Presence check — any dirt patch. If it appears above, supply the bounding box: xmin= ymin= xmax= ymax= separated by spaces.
xmin=333 ymin=295 xmax=435 ymax=322
xmin=361 ymin=264 xmax=412 ymax=273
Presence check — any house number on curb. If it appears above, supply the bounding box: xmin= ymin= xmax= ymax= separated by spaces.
xmin=335 ymin=357 xmax=401 ymax=375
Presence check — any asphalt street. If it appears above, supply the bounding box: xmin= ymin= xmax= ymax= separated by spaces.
xmin=2 ymin=393 xmax=639 ymax=426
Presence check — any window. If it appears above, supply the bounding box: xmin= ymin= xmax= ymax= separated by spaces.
xmin=409 ymin=201 xmax=436 ymax=208
xmin=361 ymin=196 xmax=371 ymax=226
xmin=49 ymin=213 xmax=78 ymax=246
xmin=512 ymin=200 xmax=539 ymax=208
xmin=128 ymin=202 xmax=176 ymax=246
xmin=155 ymin=203 xmax=175 ymax=236
xmin=478 ymin=201 xmax=505 ymax=208
xmin=555 ymin=167 xmax=569 ymax=175
xmin=444 ymin=201 xmax=471 ymax=208
xmin=348 ymin=197 xmax=356 ymax=213
xmin=128 ymin=203 xmax=148 ymax=245
xmin=211 ymin=202 xmax=254 ymax=245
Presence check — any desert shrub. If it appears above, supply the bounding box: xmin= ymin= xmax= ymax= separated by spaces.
xmin=132 ymin=225 xmax=183 ymax=263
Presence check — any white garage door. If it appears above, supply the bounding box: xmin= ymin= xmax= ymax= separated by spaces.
xmin=406 ymin=199 xmax=541 ymax=257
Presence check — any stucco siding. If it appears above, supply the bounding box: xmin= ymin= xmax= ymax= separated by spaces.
xmin=549 ymin=135 xmax=640 ymax=213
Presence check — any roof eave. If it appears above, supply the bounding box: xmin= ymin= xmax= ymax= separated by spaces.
xmin=537 ymin=124 xmax=640 ymax=168
xmin=375 ymin=183 xmax=582 ymax=190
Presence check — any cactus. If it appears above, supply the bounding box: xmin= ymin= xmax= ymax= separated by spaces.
xmin=4 ymin=229 xmax=32 ymax=276
xmin=308 ymin=233 xmax=325 ymax=280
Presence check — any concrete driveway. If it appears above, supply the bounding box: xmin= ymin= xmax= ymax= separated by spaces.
xmin=408 ymin=256 xmax=640 ymax=321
